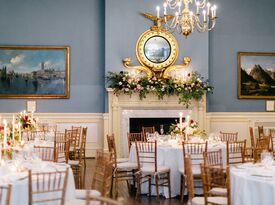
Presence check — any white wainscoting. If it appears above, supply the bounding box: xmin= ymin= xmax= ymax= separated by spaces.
xmin=0 ymin=113 xmax=104 ymax=157
xmin=206 ymin=112 xmax=275 ymax=146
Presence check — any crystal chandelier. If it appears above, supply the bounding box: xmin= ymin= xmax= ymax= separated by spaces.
xmin=157 ymin=0 xmax=217 ymax=37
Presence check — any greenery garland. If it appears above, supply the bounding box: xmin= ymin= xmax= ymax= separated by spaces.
xmin=106 ymin=71 xmax=213 ymax=107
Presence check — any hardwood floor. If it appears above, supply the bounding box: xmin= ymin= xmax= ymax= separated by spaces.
xmin=82 ymin=159 xmax=186 ymax=205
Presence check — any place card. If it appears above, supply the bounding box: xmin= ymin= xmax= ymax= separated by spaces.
xmin=266 ymin=100 xmax=275 ymax=112
xmin=26 ymin=101 xmax=36 ymax=112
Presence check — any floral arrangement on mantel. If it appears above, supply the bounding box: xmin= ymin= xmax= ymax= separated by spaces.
xmin=106 ymin=71 xmax=213 ymax=107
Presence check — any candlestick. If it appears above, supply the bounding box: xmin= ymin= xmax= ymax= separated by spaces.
xmin=179 ymin=112 xmax=183 ymax=133
xmin=18 ymin=122 xmax=21 ymax=142
xmin=12 ymin=115 xmax=15 ymax=141
xmin=3 ymin=120 xmax=7 ymax=149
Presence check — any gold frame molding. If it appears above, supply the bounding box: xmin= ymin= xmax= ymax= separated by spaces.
xmin=0 ymin=45 xmax=70 ymax=99
xmin=238 ymin=52 xmax=275 ymax=99
xmin=123 ymin=13 xmax=190 ymax=78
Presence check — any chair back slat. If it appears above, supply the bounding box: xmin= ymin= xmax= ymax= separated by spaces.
xmin=258 ymin=125 xmax=264 ymax=138
xmin=142 ymin=126 xmax=155 ymax=136
xmin=92 ymin=151 xmax=114 ymax=197
xmin=226 ymin=140 xmax=246 ymax=164
xmin=219 ymin=132 xmax=238 ymax=142
xmin=203 ymin=149 xmax=223 ymax=168
xmin=127 ymin=132 xmax=146 ymax=152
xmin=183 ymin=142 xmax=208 ymax=166
xmin=54 ymin=132 xmax=70 ymax=163
xmin=135 ymin=141 xmax=157 ymax=172
xmin=28 ymin=168 xmax=69 ymax=205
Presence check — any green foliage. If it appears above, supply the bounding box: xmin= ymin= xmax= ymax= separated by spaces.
xmin=106 ymin=71 xmax=213 ymax=107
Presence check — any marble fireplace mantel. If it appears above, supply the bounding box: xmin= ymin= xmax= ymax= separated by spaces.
xmin=105 ymin=88 xmax=206 ymax=157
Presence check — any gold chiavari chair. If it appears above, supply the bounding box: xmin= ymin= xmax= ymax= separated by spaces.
xmin=141 ymin=126 xmax=155 ymax=136
xmin=72 ymin=126 xmax=82 ymax=149
xmin=0 ymin=184 xmax=12 ymax=205
xmin=54 ymin=132 xmax=70 ymax=163
xmin=107 ymin=134 xmax=128 ymax=163
xmin=33 ymin=145 xmax=56 ymax=162
xmin=200 ymin=164 xmax=231 ymax=205
xmin=219 ymin=131 xmax=238 ymax=142
xmin=203 ymin=149 xmax=223 ymax=168
xmin=76 ymin=127 xmax=87 ymax=168
xmin=244 ymin=127 xmax=257 ymax=161
xmin=270 ymin=129 xmax=275 ymax=156
xmin=127 ymin=132 xmax=146 ymax=152
xmin=67 ymin=129 xmax=84 ymax=188
xmin=135 ymin=141 xmax=171 ymax=201
xmin=226 ymin=140 xmax=246 ymax=165
xmin=85 ymin=190 xmax=124 ymax=205
xmin=106 ymin=134 xmax=137 ymax=197
xmin=258 ymin=125 xmax=264 ymax=138
xmin=28 ymin=168 xmax=69 ymax=205
xmin=180 ymin=142 xmax=208 ymax=203
xmin=253 ymin=135 xmax=271 ymax=162
xmin=75 ymin=151 xmax=114 ymax=200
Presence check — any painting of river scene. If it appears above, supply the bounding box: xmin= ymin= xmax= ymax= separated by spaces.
xmin=0 ymin=46 xmax=69 ymax=98
xmin=238 ymin=52 xmax=275 ymax=99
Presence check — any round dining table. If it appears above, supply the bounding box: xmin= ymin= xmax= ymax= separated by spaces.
xmin=231 ymin=162 xmax=275 ymax=205
xmin=128 ymin=140 xmax=227 ymax=198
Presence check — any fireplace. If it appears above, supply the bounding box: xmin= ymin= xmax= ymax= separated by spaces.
xmin=105 ymin=88 xmax=206 ymax=157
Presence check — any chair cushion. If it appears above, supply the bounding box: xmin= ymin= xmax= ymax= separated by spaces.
xmin=141 ymin=166 xmax=170 ymax=174
xmin=191 ymin=197 xmax=205 ymax=205
xmin=65 ymin=199 xmax=86 ymax=205
xmin=208 ymin=196 xmax=228 ymax=204
xmin=117 ymin=157 xmax=129 ymax=163
xmin=116 ymin=162 xmax=138 ymax=171
xmin=209 ymin=187 xmax=227 ymax=196
xmin=68 ymin=160 xmax=79 ymax=166
xmin=75 ymin=189 xmax=101 ymax=199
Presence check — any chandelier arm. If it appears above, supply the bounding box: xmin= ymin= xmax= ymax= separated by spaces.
xmin=196 ymin=0 xmax=206 ymax=8
xmin=166 ymin=0 xmax=181 ymax=9
xmin=193 ymin=16 xmax=217 ymax=32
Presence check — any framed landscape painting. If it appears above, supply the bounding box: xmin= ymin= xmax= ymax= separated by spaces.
xmin=238 ymin=52 xmax=275 ymax=99
xmin=0 ymin=45 xmax=70 ymax=98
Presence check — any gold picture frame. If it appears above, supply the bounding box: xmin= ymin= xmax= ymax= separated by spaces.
xmin=238 ymin=52 xmax=275 ymax=99
xmin=0 ymin=45 xmax=70 ymax=99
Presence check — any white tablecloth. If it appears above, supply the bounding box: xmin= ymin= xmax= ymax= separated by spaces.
xmin=231 ymin=163 xmax=275 ymax=205
xmin=129 ymin=141 xmax=226 ymax=198
xmin=0 ymin=160 xmax=75 ymax=205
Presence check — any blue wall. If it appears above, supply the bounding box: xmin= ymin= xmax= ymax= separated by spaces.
xmin=208 ymin=0 xmax=275 ymax=112
xmin=105 ymin=0 xmax=209 ymax=77
xmin=0 ymin=0 xmax=105 ymax=113
xmin=1 ymin=0 xmax=274 ymax=113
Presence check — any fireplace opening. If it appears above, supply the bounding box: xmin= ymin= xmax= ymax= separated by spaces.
xmin=129 ymin=117 xmax=178 ymax=134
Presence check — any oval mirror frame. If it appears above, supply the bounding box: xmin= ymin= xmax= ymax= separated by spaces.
xmin=136 ymin=29 xmax=178 ymax=72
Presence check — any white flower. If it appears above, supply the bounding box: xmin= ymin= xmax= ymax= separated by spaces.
xmin=207 ymin=88 xmax=212 ymax=91
xmin=161 ymin=88 xmax=165 ymax=91
xmin=125 ymin=88 xmax=129 ymax=92
xmin=118 ymin=82 xmax=122 ymax=85
xmin=197 ymin=78 xmax=202 ymax=82
xmin=122 ymin=77 xmax=126 ymax=81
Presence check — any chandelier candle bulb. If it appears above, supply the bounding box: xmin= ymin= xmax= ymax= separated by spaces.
xmin=177 ymin=2 xmax=181 ymax=13
xmin=203 ymin=10 xmax=206 ymax=22
xmin=207 ymin=2 xmax=211 ymax=15
xmin=196 ymin=2 xmax=200 ymax=14
xmin=163 ymin=3 xmax=167 ymax=15
xmin=156 ymin=6 xmax=160 ymax=18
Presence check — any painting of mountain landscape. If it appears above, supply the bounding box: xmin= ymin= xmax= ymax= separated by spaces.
xmin=238 ymin=52 xmax=275 ymax=99
xmin=0 ymin=46 xmax=69 ymax=98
